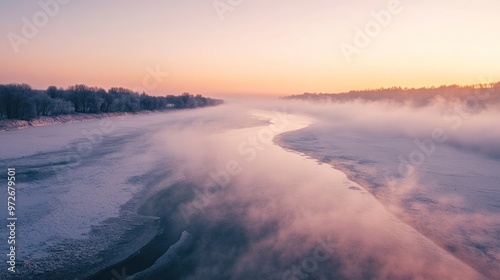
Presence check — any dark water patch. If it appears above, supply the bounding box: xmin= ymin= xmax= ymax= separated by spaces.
xmin=86 ymin=182 xmax=196 ymax=280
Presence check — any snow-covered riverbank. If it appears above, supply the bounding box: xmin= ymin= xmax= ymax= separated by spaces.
xmin=0 ymin=111 xmax=164 ymax=131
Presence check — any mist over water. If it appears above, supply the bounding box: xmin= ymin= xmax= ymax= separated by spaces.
xmin=116 ymin=98 xmax=497 ymax=279
xmin=275 ymin=98 xmax=500 ymax=279
xmin=1 ymin=98 xmax=498 ymax=279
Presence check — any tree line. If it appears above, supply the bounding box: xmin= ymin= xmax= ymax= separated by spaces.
xmin=283 ymin=83 xmax=500 ymax=107
xmin=0 ymin=84 xmax=223 ymax=120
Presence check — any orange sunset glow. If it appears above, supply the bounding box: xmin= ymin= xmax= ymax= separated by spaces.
xmin=1 ymin=0 xmax=499 ymax=96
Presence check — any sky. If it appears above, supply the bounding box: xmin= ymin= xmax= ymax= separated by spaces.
xmin=0 ymin=0 xmax=499 ymax=97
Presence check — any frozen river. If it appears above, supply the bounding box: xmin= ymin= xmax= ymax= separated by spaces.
xmin=0 ymin=101 xmax=496 ymax=279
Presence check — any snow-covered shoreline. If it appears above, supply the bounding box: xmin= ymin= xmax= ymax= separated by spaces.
xmin=277 ymin=124 xmax=500 ymax=279
xmin=0 ymin=111 xmax=198 ymax=279
xmin=0 ymin=111 xmax=164 ymax=131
